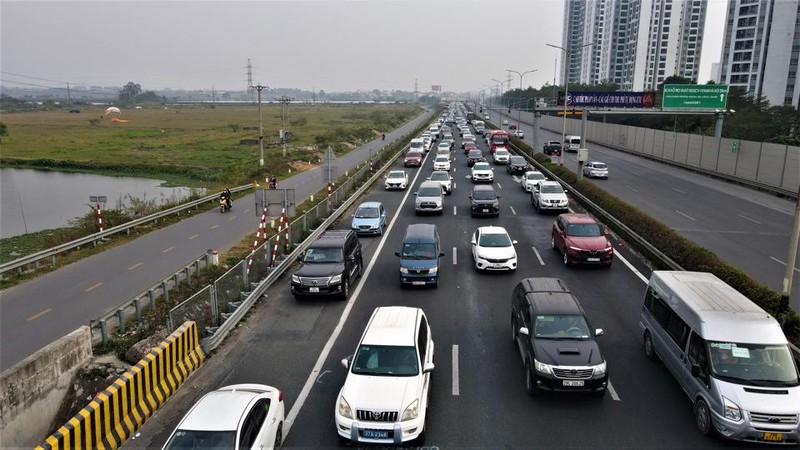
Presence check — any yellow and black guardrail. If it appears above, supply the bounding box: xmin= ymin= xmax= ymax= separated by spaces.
xmin=37 ymin=321 xmax=204 ymax=450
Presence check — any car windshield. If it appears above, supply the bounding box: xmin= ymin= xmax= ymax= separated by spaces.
xmin=162 ymin=430 xmax=236 ymax=450
xmin=303 ymin=247 xmax=343 ymax=263
xmin=401 ymin=243 xmax=437 ymax=260
xmin=534 ymin=314 xmax=591 ymax=339
xmin=352 ymin=345 xmax=419 ymax=376
xmin=495 ymin=150 xmax=509 ymax=156
xmin=418 ymin=187 xmax=441 ymax=197
xmin=541 ymin=184 xmax=564 ymax=194
xmin=510 ymin=157 xmax=525 ymax=164
xmin=406 ymin=152 xmax=421 ymax=158
xmin=355 ymin=207 xmax=379 ymax=219
xmin=430 ymin=173 xmax=449 ymax=181
xmin=472 ymin=190 xmax=496 ymax=200
xmin=526 ymin=172 xmax=545 ymax=180
xmin=473 ymin=163 xmax=490 ymax=171
xmin=566 ymin=223 xmax=602 ymax=237
xmin=388 ymin=172 xmax=405 ymax=179
xmin=469 ymin=151 xmax=482 ymax=158
xmin=708 ymin=342 xmax=799 ymax=387
xmin=435 ymin=157 xmax=448 ymax=162
xmin=478 ymin=233 xmax=511 ymax=247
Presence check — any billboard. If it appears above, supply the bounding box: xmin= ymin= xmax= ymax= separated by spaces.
xmin=565 ymin=91 xmax=656 ymax=108
xmin=431 ymin=85 xmax=442 ymax=92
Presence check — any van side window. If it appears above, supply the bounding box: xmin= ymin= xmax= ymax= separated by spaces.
xmin=651 ymin=297 xmax=671 ymax=326
xmin=665 ymin=311 xmax=689 ymax=349
xmin=687 ymin=332 xmax=709 ymax=373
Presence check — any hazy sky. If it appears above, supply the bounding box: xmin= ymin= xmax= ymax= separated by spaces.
xmin=2 ymin=0 xmax=727 ymax=94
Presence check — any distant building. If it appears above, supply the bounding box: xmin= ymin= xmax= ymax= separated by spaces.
xmin=718 ymin=0 xmax=800 ymax=107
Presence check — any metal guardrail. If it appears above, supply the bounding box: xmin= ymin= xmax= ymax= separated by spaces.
xmin=0 ymin=185 xmax=251 ymax=278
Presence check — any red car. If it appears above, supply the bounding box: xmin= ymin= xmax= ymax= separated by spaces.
xmin=463 ymin=141 xmax=478 ymax=154
xmin=404 ymin=150 xmax=424 ymax=167
xmin=551 ymin=213 xmax=613 ymax=267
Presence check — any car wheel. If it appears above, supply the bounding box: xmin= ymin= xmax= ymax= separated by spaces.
xmin=694 ymin=398 xmax=714 ymax=436
xmin=357 ymin=258 xmax=363 ymax=278
xmin=274 ymin=423 xmax=283 ymax=448
xmin=525 ymin=361 xmax=541 ymax=396
xmin=537 ymin=203 xmax=542 ymax=214
xmin=562 ymin=250 xmax=571 ymax=267
xmin=340 ymin=278 xmax=350 ymax=300
xmin=551 ymin=235 xmax=557 ymax=251
xmin=592 ymin=389 xmax=606 ymax=399
xmin=293 ymin=294 xmax=304 ymax=301
xmin=644 ymin=332 xmax=657 ymax=361
xmin=337 ymin=435 xmax=351 ymax=447
xmin=511 ymin=316 xmax=517 ymax=345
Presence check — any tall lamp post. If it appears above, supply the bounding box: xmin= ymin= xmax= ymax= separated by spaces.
xmin=547 ymin=42 xmax=592 ymax=164
xmin=491 ymin=78 xmax=511 ymax=123
xmin=506 ymin=68 xmax=538 ymax=130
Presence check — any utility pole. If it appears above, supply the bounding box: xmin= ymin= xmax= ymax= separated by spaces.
xmin=252 ymin=84 xmax=267 ymax=166
xmin=276 ymin=95 xmax=293 ymax=157
xmin=781 ymin=185 xmax=800 ymax=313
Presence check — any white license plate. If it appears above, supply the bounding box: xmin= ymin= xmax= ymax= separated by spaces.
xmin=587 ymin=257 xmax=600 ymax=262
xmin=563 ymin=380 xmax=585 ymax=387
xmin=493 ymin=264 xmax=505 ymax=269
xmin=412 ymin=281 xmax=426 ymax=286
xmin=483 ymin=209 xmax=489 ymax=213
xmin=309 ymin=287 xmax=319 ymax=293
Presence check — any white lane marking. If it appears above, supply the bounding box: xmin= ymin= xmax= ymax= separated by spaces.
xmin=625 ymin=185 xmax=639 ymax=193
xmin=453 ymin=181 xmax=457 ymax=191
xmin=453 ymin=167 xmax=456 ymax=173
xmin=510 ymin=206 xmax=517 ymax=216
xmin=737 ymin=213 xmax=762 ymax=225
xmin=453 ymin=247 xmax=458 ymax=265
xmin=616 ymin=251 xmax=648 ymax=283
xmin=162 ymin=246 xmax=175 ymax=253
xmin=210 ymin=224 xmax=219 ymax=230
xmin=676 ymin=210 xmax=696 ymax=222
xmin=453 ymin=206 xmax=457 ymax=216
xmin=284 ymin=150 xmax=430 ymax=437
xmin=496 ymin=182 xmax=502 ymax=189
xmin=770 ymin=256 xmax=800 ymax=273
xmin=84 ymin=282 xmax=103 ymax=292
xmin=532 ymin=247 xmax=545 ymax=266
xmin=452 ymin=345 xmax=460 ymax=396
xmin=671 ymin=187 xmax=687 ymax=194
xmin=128 ymin=262 xmax=143 ymax=271
xmin=27 ymin=308 xmax=52 ymax=321
xmin=608 ymin=380 xmax=621 ymax=401
xmin=189 ymin=234 xmax=199 ymax=240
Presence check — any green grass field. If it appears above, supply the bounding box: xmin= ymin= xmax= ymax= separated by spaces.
xmin=0 ymin=103 xmax=420 ymax=187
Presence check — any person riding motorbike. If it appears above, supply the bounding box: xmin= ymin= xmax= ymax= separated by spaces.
xmin=220 ymin=188 xmax=232 ymax=210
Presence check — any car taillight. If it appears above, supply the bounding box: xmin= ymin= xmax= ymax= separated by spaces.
xmin=278 ymin=390 xmax=284 ymax=401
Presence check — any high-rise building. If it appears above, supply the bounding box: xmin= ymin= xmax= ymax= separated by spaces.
xmin=559 ymin=0 xmax=707 ymax=90
xmin=718 ymin=0 xmax=800 ymax=107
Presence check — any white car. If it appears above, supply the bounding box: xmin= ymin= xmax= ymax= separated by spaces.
xmin=428 ymin=170 xmax=453 ymax=194
xmin=583 ymin=161 xmax=609 ymax=179
xmin=521 ymin=170 xmax=546 ymax=192
xmin=471 ymin=226 xmax=518 ymax=271
xmin=162 ymin=384 xmax=285 ymax=450
xmin=471 ymin=162 xmax=494 ymax=183
xmin=436 ymin=142 xmax=451 ymax=154
xmin=433 ymin=155 xmax=451 ymax=172
xmin=493 ymin=148 xmax=511 ymax=165
xmin=513 ymin=129 xmax=525 ymax=138
xmin=335 ymin=306 xmax=434 ymax=445
xmin=385 ymin=170 xmax=409 ymax=190
xmin=531 ymin=180 xmax=569 ymax=213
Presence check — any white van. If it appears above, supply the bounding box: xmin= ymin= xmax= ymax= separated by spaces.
xmin=409 ymin=138 xmax=426 ymax=154
xmin=640 ymin=271 xmax=800 ymax=444
xmin=564 ymin=135 xmax=581 ymax=152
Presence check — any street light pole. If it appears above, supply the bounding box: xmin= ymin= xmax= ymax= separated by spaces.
xmin=547 ymin=42 xmax=592 ymax=165
xmin=506 ymin=68 xmax=538 ymax=132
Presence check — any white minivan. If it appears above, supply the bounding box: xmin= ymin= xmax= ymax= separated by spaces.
xmin=564 ymin=135 xmax=581 ymax=152
xmin=640 ymin=271 xmax=800 ymax=445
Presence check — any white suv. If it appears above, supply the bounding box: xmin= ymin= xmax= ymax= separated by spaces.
xmin=335 ymin=306 xmax=434 ymax=445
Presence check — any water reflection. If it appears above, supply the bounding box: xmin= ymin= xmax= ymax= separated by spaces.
xmin=1 ymin=168 xmax=201 ymax=238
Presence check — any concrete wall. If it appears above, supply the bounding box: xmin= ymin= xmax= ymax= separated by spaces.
xmin=0 ymin=326 xmax=92 ymax=448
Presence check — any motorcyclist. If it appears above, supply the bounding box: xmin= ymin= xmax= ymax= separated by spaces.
xmin=220 ymin=188 xmax=232 ymax=209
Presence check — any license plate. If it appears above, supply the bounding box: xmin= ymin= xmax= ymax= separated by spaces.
xmin=563 ymin=380 xmax=585 ymax=387
xmin=587 ymin=257 xmax=600 ymax=262
xmin=412 ymin=281 xmax=425 ymax=286
xmin=363 ymin=429 xmax=389 ymax=439
xmin=763 ymin=432 xmax=784 ymax=442
xmin=309 ymin=287 xmax=319 ymax=293
xmin=483 ymin=209 xmax=489 ymax=213
xmin=493 ymin=264 xmax=504 ymax=269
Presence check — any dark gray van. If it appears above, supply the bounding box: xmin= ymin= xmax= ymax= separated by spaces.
xmin=395 ymin=224 xmax=444 ymax=288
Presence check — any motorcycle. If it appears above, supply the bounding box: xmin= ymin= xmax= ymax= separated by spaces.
xmin=219 ymin=196 xmax=232 ymax=213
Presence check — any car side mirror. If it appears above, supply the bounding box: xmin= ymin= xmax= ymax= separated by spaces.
xmin=341 ymin=355 xmax=353 ymax=369
xmin=595 ymin=328 xmax=604 ymax=337
xmin=496 ymin=195 xmax=501 ymax=199
xmin=468 ymin=195 xmax=472 ymax=199
xmin=423 ymin=362 xmax=435 ymax=373
xmin=439 ymin=252 xmax=445 ymax=257
xmin=512 ymin=240 xmax=518 ymax=245
xmin=426 ymin=177 xmax=431 ymax=181
xmin=519 ymin=327 xmax=530 ymax=337
xmin=395 ymin=251 xmax=401 ymax=257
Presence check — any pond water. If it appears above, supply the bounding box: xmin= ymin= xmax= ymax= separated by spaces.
xmin=0 ymin=168 xmax=200 ymax=238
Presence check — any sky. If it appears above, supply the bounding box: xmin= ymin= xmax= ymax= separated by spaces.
xmin=2 ymin=0 xmax=728 ymax=95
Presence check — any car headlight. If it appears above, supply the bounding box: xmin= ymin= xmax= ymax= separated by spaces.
xmin=604 ymin=246 xmax=613 ymax=253
xmin=534 ymin=359 xmax=552 ymax=374
xmin=594 ymin=360 xmax=607 ymax=376
xmin=723 ymin=397 xmax=742 ymax=421
xmin=330 ymin=274 xmax=342 ymax=284
xmin=429 ymin=266 xmax=438 ymax=274
xmin=401 ymin=399 xmax=419 ymax=421
xmin=291 ymin=274 xmax=301 ymax=284
xmin=400 ymin=267 xmax=409 ymax=274
xmin=338 ymin=396 xmax=353 ymax=419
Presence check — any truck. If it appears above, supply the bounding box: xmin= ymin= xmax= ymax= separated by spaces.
xmin=488 ymin=130 xmax=510 ymax=154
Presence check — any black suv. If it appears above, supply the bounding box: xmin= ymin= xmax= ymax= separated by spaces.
xmin=506 ymin=155 xmax=528 ymax=175
xmin=469 ymin=185 xmax=501 ymax=217
xmin=291 ymin=230 xmax=362 ymax=300
xmin=467 ymin=149 xmax=485 ymax=167
xmin=511 ymin=278 xmax=608 ymax=397
xmin=543 ymin=141 xmax=562 ymax=156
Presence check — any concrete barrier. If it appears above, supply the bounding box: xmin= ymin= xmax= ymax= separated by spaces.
xmin=36 ymin=322 xmax=204 ymax=450
xmin=1 ymin=326 xmax=93 ymax=449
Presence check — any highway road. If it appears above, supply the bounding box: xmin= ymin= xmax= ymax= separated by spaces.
xmin=0 ymin=109 xmax=436 ymax=371
xmin=491 ymin=107 xmax=800 ymax=311
xmin=124 ymin=119 xmax=740 ymax=449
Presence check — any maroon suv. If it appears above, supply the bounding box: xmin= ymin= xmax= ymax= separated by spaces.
xmin=404 ymin=150 xmax=424 ymax=167
xmin=551 ymin=214 xmax=613 ymax=267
